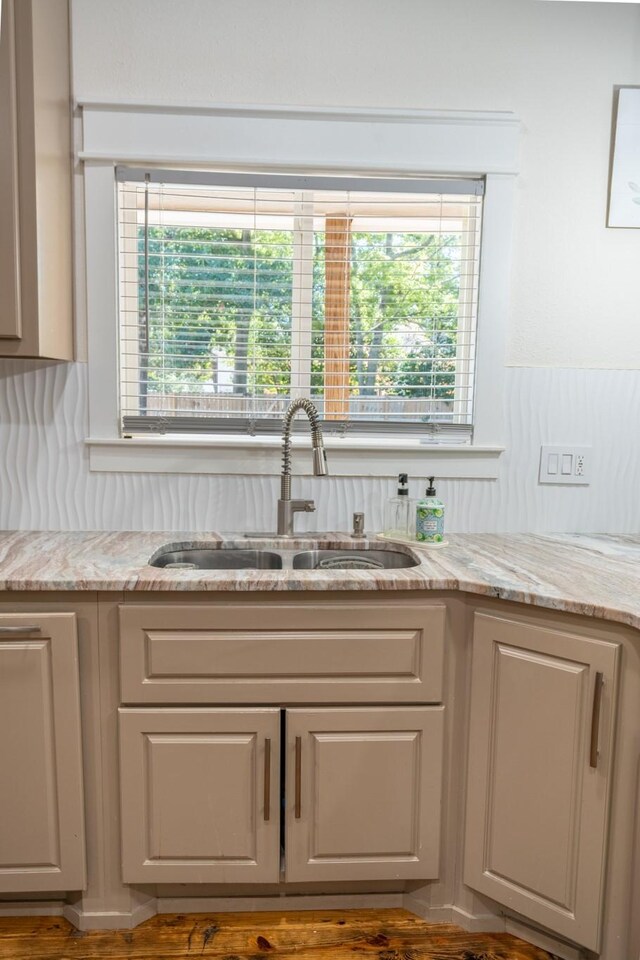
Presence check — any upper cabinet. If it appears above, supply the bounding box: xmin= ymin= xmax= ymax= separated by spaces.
xmin=0 ymin=0 xmax=74 ymax=360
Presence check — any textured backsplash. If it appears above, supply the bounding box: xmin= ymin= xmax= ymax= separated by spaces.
xmin=0 ymin=360 xmax=637 ymax=533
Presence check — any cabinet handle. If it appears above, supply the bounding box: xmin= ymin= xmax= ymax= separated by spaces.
xmin=0 ymin=625 xmax=41 ymax=637
xmin=294 ymin=736 xmax=302 ymax=819
xmin=590 ymin=672 xmax=604 ymax=769
xmin=263 ymin=738 xmax=271 ymax=822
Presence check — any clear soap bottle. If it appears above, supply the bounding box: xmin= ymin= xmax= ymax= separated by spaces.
xmin=384 ymin=473 xmax=411 ymax=539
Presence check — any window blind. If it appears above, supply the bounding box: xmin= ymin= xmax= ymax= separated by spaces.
xmin=117 ymin=168 xmax=483 ymax=439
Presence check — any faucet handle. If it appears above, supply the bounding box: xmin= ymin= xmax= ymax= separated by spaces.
xmin=291 ymin=499 xmax=316 ymax=514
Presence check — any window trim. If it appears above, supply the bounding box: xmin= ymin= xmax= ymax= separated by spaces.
xmin=80 ymin=101 xmax=519 ymax=478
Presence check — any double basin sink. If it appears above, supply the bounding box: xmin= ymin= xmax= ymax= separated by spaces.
xmin=149 ymin=543 xmax=419 ymax=572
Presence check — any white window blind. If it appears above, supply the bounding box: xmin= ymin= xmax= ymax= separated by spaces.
xmin=117 ymin=168 xmax=483 ymax=439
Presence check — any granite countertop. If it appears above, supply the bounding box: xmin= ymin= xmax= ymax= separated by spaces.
xmin=0 ymin=530 xmax=637 ymax=631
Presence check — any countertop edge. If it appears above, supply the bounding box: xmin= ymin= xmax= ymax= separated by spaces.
xmin=0 ymin=531 xmax=637 ymax=634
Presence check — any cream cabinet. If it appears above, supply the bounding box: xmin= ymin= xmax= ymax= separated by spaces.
xmin=285 ymin=707 xmax=444 ymax=882
xmin=119 ymin=705 xmax=444 ymax=885
xmin=119 ymin=708 xmax=281 ymax=884
xmin=464 ymin=612 xmax=620 ymax=953
xmin=119 ymin=602 xmax=445 ymax=705
xmin=0 ymin=0 xmax=73 ymax=359
xmin=117 ymin=601 xmax=446 ymax=887
xmin=0 ymin=613 xmax=85 ymax=892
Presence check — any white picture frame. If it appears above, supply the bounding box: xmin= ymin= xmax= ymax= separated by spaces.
xmin=608 ymin=87 xmax=640 ymax=229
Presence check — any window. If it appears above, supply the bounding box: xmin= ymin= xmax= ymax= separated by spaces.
xmin=117 ymin=170 xmax=483 ymax=440
xmin=82 ymin=101 xmax=517 ymax=476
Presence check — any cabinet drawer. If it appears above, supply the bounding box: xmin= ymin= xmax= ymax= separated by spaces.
xmin=120 ymin=602 xmax=445 ymax=704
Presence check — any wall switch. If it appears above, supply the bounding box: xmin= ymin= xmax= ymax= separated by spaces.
xmin=539 ymin=446 xmax=591 ymax=485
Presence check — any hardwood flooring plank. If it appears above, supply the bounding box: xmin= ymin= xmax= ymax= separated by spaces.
xmin=0 ymin=909 xmax=555 ymax=960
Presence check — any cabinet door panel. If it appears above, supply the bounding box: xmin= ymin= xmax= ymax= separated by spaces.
xmin=286 ymin=707 xmax=443 ymax=882
xmin=0 ymin=614 xmax=85 ymax=892
xmin=119 ymin=708 xmax=280 ymax=883
xmin=464 ymin=613 xmax=619 ymax=952
xmin=0 ymin=0 xmax=73 ymax=358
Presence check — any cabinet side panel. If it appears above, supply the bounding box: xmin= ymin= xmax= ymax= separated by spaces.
xmin=0 ymin=0 xmax=22 ymax=338
xmin=29 ymin=0 xmax=73 ymax=360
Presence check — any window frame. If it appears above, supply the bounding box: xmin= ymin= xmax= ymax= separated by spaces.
xmin=80 ymin=101 xmax=519 ymax=478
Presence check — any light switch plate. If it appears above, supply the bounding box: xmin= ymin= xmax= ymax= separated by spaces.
xmin=539 ymin=445 xmax=591 ymax=485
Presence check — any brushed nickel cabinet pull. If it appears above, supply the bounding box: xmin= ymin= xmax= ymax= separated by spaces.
xmin=263 ymin=738 xmax=271 ymax=822
xmin=294 ymin=736 xmax=302 ymax=819
xmin=0 ymin=625 xmax=41 ymax=637
xmin=590 ymin=672 xmax=605 ymax=769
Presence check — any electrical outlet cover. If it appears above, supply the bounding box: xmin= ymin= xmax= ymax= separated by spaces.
xmin=539 ymin=446 xmax=591 ymax=485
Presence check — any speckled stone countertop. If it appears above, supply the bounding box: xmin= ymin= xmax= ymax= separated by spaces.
xmin=0 ymin=530 xmax=637 ymax=631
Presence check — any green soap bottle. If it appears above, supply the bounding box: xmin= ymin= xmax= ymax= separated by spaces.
xmin=415 ymin=477 xmax=445 ymax=543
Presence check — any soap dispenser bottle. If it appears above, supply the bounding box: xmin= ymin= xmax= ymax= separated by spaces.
xmin=416 ymin=477 xmax=445 ymax=543
xmin=384 ymin=473 xmax=411 ymax=539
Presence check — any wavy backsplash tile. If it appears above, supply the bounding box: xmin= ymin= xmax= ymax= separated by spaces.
xmin=0 ymin=360 xmax=637 ymax=533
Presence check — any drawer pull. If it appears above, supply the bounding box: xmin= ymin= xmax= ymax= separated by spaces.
xmin=264 ymin=738 xmax=271 ymax=822
xmin=590 ymin=672 xmax=604 ymax=769
xmin=0 ymin=625 xmax=42 ymax=637
xmin=295 ymin=736 xmax=302 ymax=819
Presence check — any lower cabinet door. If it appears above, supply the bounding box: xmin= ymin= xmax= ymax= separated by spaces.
xmin=0 ymin=614 xmax=85 ymax=892
xmin=464 ymin=613 xmax=620 ymax=952
xmin=119 ymin=708 xmax=280 ymax=883
xmin=285 ymin=706 xmax=444 ymax=882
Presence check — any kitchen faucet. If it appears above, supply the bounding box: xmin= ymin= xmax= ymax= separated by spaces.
xmin=277 ymin=398 xmax=328 ymax=536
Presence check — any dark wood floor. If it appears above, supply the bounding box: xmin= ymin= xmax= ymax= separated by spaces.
xmin=0 ymin=908 xmax=555 ymax=959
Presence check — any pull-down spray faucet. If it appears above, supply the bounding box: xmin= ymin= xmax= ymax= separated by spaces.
xmin=277 ymin=398 xmax=328 ymax=536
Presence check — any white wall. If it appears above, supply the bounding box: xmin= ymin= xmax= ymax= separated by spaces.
xmin=1 ymin=0 xmax=639 ymax=533
xmin=71 ymin=0 xmax=640 ymax=369
xmin=0 ymin=361 xmax=637 ymax=532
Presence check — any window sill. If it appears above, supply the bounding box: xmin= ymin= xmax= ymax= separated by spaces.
xmin=86 ymin=435 xmax=503 ymax=478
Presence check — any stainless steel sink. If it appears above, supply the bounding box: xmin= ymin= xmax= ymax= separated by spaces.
xmin=149 ymin=547 xmax=283 ymax=570
xmin=149 ymin=542 xmax=420 ymax=572
xmin=292 ymin=548 xmax=418 ymax=570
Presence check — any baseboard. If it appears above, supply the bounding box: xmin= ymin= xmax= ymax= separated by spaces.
xmin=156 ymin=892 xmax=404 ymax=915
xmin=0 ymin=901 xmax=64 ymax=917
xmin=403 ymin=895 xmax=505 ymax=933
xmin=62 ymin=899 xmax=157 ymax=931
xmin=449 ymin=904 xmax=506 ymax=933
xmin=403 ymin=903 xmax=456 ymax=924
